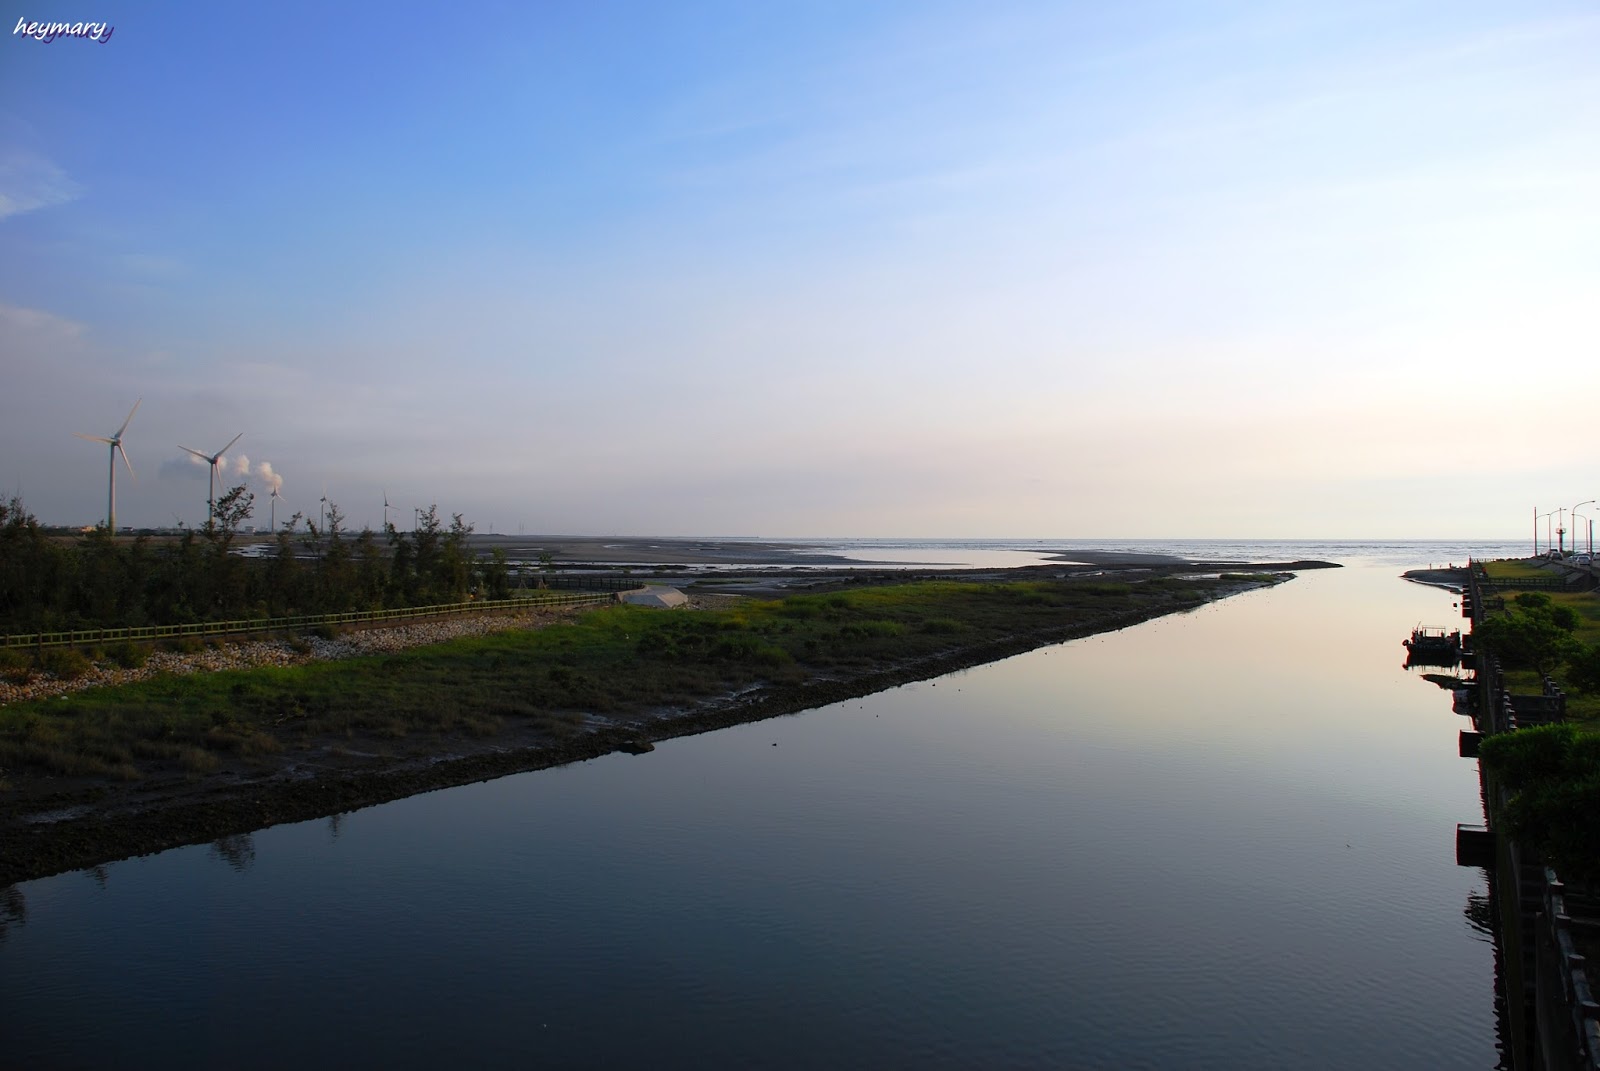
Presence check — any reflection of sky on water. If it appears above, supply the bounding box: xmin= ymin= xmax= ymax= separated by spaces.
xmin=1 ymin=559 xmax=1499 ymax=1068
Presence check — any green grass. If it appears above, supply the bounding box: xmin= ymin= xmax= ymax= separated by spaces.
xmin=0 ymin=574 xmax=1233 ymax=781
xmin=1545 ymin=592 xmax=1600 ymax=647
xmin=1483 ymin=558 xmax=1557 ymax=581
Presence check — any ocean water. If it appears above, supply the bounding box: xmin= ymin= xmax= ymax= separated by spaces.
xmin=814 ymin=537 xmax=1528 ymax=570
xmin=0 ymin=543 xmax=1503 ymax=1068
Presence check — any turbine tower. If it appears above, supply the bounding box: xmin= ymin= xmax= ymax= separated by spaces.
xmin=75 ymin=399 xmax=140 ymax=531
xmin=269 ymin=486 xmax=282 ymax=531
xmin=383 ymin=489 xmax=394 ymax=530
xmin=178 ymin=432 xmax=243 ymax=526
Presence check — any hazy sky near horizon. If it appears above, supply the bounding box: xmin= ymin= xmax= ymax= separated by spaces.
xmin=2 ymin=1 xmax=1596 ymax=537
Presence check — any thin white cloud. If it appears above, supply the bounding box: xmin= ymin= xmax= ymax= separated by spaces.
xmin=0 ymin=302 xmax=87 ymax=340
xmin=0 ymin=152 xmax=82 ymax=221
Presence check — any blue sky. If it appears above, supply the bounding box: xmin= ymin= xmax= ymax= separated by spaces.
xmin=3 ymin=1 xmax=1597 ymax=536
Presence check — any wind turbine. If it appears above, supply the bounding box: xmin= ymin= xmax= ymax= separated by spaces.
xmin=269 ymin=486 xmax=282 ymax=531
xmin=178 ymin=432 xmax=243 ymax=526
xmin=75 ymin=399 xmax=140 ymax=531
xmin=319 ymin=485 xmax=328 ymax=532
xmin=383 ymin=489 xmax=393 ymax=530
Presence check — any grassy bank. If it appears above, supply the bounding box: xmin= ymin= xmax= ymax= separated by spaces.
xmin=1493 ymin=590 xmax=1600 ymax=727
xmin=1474 ymin=561 xmax=1600 ymax=891
xmin=0 ymin=571 xmax=1279 ymax=882
xmin=1 ymin=576 xmax=1231 ymax=785
xmin=1482 ymin=558 xmax=1556 ymax=583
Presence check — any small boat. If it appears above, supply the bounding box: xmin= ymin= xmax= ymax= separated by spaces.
xmin=1403 ymin=627 xmax=1461 ymax=653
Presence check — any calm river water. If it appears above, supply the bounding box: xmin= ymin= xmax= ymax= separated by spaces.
xmin=1 ymin=543 xmax=1520 ymax=1068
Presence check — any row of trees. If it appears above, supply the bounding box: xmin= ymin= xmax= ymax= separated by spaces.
xmin=0 ymin=488 xmax=518 ymax=634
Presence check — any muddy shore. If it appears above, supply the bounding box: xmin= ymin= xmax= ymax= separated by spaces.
xmin=0 ymin=562 xmax=1334 ymax=885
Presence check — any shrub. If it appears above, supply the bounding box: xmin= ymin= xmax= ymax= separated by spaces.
xmin=106 ymin=640 xmax=150 ymax=669
xmin=1481 ymin=724 xmax=1600 ymax=885
xmin=1480 ymin=723 xmax=1580 ymax=789
xmin=39 ymin=648 xmax=92 ymax=680
xmin=0 ymin=649 xmax=32 ymax=683
xmin=1569 ymin=644 xmax=1600 ymax=696
xmin=1474 ymin=606 xmax=1581 ymax=674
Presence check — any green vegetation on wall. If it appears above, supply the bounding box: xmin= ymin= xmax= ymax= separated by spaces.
xmin=1479 ymin=723 xmax=1600 ymax=885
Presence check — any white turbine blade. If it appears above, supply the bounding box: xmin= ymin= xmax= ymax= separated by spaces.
xmin=218 ymin=432 xmax=243 ymax=457
xmin=178 ymin=445 xmax=211 ymax=462
xmin=76 ymin=433 xmax=114 ymax=444
xmin=118 ymin=443 xmax=136 ymax=483
xmin=115 ymin=398 xmax=142 ymax=439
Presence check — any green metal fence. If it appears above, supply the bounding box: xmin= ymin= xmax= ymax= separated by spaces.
xmin=1 ymin=591 xmax=622 ymax=651
xmin=1480 ymin=576 xmax=1570 ymax=591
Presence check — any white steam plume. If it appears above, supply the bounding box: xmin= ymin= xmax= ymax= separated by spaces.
xmin=256 ymin=461 xmax=283 ymax=493
xmin=232 ymin=453 xmax=250 ymax=476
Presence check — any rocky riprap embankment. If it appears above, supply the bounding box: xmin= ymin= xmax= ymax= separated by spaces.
xmin=0 ymin=608 xmax=577 ymax=707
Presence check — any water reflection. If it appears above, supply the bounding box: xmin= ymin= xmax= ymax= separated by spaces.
xmin=0 ymin=560 xmax=1502 ymax=1069
xmin=210 ymin=833 xmax=257 ymax=872
xmin=0 ymin=884 xmax=24 ymax=945
xmin=1483 ymin=870 xmax=1516 ymax=1071
xmin=1463 ymin=886 xmax=1494 ymax=941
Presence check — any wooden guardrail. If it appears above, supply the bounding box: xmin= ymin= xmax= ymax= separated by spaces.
xmin=1 ymin=590 xmax=624 ymax=651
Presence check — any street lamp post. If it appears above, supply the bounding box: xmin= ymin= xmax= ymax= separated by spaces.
xmin=1538 ymin=511 xmax=1557 ymax=556
xmin=1573 ymin=500 xmax=1595 ymax=557
xmin=1575 ymin=510 xmax=1593 ymax=558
